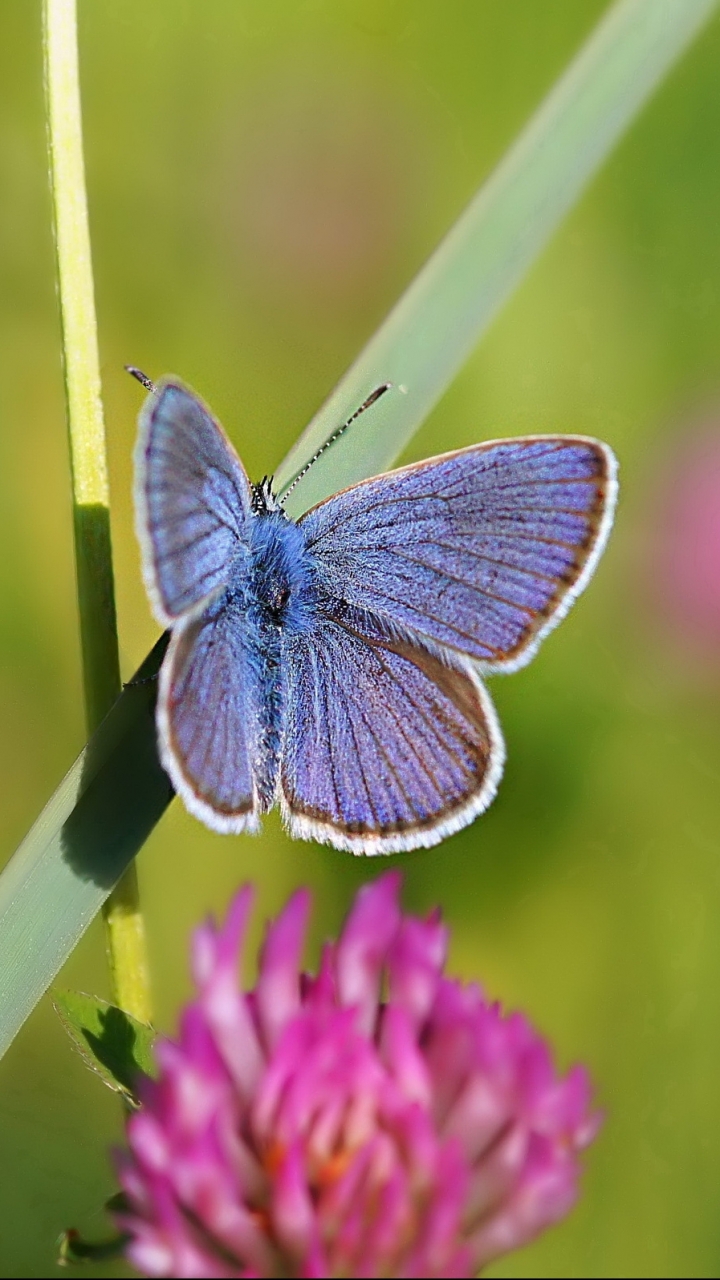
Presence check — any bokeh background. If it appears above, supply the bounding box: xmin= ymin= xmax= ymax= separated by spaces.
xmin=2 ymin=1 xmax=720 ymax=1275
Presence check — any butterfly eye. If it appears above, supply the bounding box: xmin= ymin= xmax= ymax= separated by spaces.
xmin=271 ymin=585 xmax=290 ymax=619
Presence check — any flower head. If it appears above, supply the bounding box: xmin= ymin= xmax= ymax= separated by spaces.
xmin=115 ymin=874 xmax=600 ymax=1278
xmin=649 ymin=423 xmax=720 ymax=662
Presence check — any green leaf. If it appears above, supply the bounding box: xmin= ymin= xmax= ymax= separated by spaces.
xmin=52 ymin=988 xmax=156 ymax=1104
xmin=58 ymin=1226 xmax=129 ymax=1267
xmin=0 ymin=0 xmax=717 ymax=1062
xmin=57 ymin=1194 xmax=131 ymax=1266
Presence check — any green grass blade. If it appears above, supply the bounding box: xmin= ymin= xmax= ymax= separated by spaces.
xmin=278 ymin=0 xmax=719 ymax=516
xmin=0 ymin=642 xmax=171 ymax=1060
xmin=0 ymin=0 xmax=716 ymax=1061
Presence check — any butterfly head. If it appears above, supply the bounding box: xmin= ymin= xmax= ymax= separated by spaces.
xmin=251 ymin=475 xmax=284 ymax=517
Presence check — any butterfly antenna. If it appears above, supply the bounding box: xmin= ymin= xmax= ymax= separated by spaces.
xmin=125 ymin=365 xmax=156 ymax=393
xmin=278 ymin=383 xmax=392 ymax=504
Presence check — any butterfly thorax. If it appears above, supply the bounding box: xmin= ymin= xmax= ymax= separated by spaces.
xmin=247 ymin=505 xmax=315 ymax=625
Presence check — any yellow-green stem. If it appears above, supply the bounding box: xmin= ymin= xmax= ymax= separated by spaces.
xmin=43 ymin=0 xmax=151 ymax=1024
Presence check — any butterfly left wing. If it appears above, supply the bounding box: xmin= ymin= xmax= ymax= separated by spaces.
xmin=279 ymin=617 xmax=504 ymax=854
xmin=135 ymin=378 xmax=252 ymax=625
xmin=157 ymin=593 xmax=261 ymax=833
xmin=299 ymin=436 xmax=617 ymax=672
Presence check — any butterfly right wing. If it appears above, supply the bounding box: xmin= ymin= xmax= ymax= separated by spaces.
xmin=157 ymin=593 xmax=260 ymax=834
xmin=299 ymin=436 xmax=616 ymax=673
xmin=279 ymin=615 xmax=504 ymax=855
xmin=135 ymin=378 xmax=252 ymax=624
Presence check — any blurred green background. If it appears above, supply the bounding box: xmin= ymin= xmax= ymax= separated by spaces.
xmin=2 ymin=1 xmax=720 ymax=1275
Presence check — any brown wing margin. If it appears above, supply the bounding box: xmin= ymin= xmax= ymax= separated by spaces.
xmin=279 ymin=621 xmax=506 ymax=855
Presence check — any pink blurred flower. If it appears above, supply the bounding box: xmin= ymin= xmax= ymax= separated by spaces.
xmin=650 ymin=424 xmax=720 ymax=658
xmin=115 ymin=874 xmax=600 ymax=1278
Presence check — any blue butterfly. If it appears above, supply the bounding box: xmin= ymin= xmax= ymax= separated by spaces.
xmin=134 ymin=376 xmax=617 ymax=854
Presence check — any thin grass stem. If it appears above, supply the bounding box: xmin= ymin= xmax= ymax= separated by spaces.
xmin=43 ymin=0 xmax=151 ymax=1023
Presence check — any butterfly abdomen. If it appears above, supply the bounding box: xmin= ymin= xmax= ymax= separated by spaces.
xmin=241 ymin=508 xmax=320 ymax=807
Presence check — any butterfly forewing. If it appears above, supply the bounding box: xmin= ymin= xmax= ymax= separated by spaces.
xmin=135 ymin=379 xmax=253 ymax=623
xmin=279 ymin=618 xmax=504 ymax=854
xmin=158 ymin=594 xmax=260 ymax=834
xmin=300 ymin=437 xmax=616 ymax=671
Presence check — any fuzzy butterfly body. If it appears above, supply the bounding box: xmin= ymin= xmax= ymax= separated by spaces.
xmin=135 ymin=378 xmax=617 ymax=854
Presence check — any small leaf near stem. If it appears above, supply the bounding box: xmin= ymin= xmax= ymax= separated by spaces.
xmin=58 ymin=1224 xmax=130 ymax=1267
xmin=52 ymin=989 xmax=156 ymax=1106
xmin=43 ymin=0 xmax=151 ymax=1022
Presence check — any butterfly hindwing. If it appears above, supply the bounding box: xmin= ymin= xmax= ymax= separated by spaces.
xmin=279 ymin=617 xmax=504 ymax=854
xmin=135 ymin=379 xmax=252 ymax=623
xmin=157 ymin=594 xmax=260 ymax=834
xmin=299 ymin=437 xmax=617 ymax=671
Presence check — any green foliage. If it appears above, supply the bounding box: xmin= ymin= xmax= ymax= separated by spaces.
xmin=0 ymin=0 xmax=715 ymax=1071
xmin=0 ymin=636 xmax=171 ymax=1062
xmin=51 ymin=989 xmax=155 ymax=1106
xmin=2 ymin=1 xmax=720 ymax=1275
xmin=58 ymin=1217 xmax=129 ymax=1268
